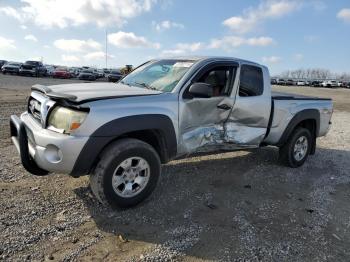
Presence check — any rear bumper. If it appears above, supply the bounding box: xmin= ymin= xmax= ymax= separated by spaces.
xmin=10 ymin=113 xmax=89 ymax=175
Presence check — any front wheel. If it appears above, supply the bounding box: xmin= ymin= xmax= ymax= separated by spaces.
xmin=90 ymin=138 xmax=161 ymax=209
xmin=279 ymin=127 xmax=312 ymax=168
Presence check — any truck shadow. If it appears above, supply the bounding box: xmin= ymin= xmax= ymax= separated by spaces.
xmin=74 ymin=146 xmax=350 ymax=260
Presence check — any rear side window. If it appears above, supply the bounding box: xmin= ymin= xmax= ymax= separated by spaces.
xmin=239 ymin=65 xmax=263 ymax=97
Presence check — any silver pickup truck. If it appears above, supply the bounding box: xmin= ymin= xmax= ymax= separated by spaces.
xmin=10 ymin=57 xmax=333 ymax=208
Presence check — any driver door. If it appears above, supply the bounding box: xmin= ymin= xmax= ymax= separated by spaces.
xmin=178 ymin=63 xmax=238 ymax=154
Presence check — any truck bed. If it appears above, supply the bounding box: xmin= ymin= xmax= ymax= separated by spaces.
xmin=272 ymin=91 xmax=332 ymax=101
xmin=264 ymin=91 xmax=333 ymax=145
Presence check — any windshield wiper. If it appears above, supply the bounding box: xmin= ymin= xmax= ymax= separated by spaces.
xmin=133 ymin=81 xmax=158 ymax=91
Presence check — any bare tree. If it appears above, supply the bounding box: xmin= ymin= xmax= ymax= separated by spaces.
xmin=276 ymin=68 xmax=343 ymax=80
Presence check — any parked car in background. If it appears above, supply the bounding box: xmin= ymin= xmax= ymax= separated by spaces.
xmin=310 ymin=80 xmax=322 ymax=87
xmin=337 ymin=81 xmax=349 ymax=88
xmin=286 ymin=79 xmax=295 ymax=86
xmin=88 ymin=69 xmax=100 ymax=79
xmin=0 ymin=60 xmax=7 ymax=68
xmin=271 ymin=78 xmax=277 ymax=85
xmin=78 ymin=70 xmax=96 ymax=81
xmin=321 ymin=80 xmax=337 ymax=88
xmin=19 ymin=61 xmax=47 ymax=77
xmin=330 ymin=81 xmax=338 ymax=87
xmin=97 ymin=69 xmax=105 ymax=78
xmin=103 ymin=68 xmax=111 ymax=75
xmin=107 ymin=70 xmax=123 ymax=82
xmin=297 ymin=81 xmax=306 ymax=86
xmin=1 ymin=62 xmax=21 ymax=74
xmin=45 ymin=65 xmax=56 ymax=77
xmin=276 ymin=79 xmax=286 ymax=85
xmin=53 ymin=67 xmax=71 ymax=79
xmin=68 ymin=67 xmax=80 ymax=77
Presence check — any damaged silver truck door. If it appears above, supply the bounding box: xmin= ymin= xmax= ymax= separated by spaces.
xmin=224 ymin=64 xmax=271 ymax=147
xmin=178 ymin=63 xmax=238 ymax=154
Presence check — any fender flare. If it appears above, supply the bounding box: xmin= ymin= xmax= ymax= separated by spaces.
xmin=70 ymin=114 xmax=177 ymax=177
xmin=277 ymin=109 xmax=320 ymax=146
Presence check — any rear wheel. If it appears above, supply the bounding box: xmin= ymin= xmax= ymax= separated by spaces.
xmin=90 ymin=138 xmax=161 ymax=209
xmin=279 ymin=127 xmax=312 ymax=168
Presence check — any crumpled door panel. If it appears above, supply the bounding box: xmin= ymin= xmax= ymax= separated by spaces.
xmin=224 ymin=95 xmax=271 ymax=147
xmin=181 ymin=124 xmax=224 ymax=153
xmin=224 ymin=123 xmax=266 ymax=146
xmin=179 ymin=97 xmax=231 ymax=154
xmin=179 ymin=94 xmax=270 ymax=154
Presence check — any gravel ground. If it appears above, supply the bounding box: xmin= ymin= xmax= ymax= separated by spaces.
xmin=0 ymin=75 xmax=350 ymax=261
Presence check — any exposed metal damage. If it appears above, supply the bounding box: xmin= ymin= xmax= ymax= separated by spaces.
xmin=224 ymin=123 xmax=267 ymax=145
xmin=181 ymin=122 xmax=266 ymax=154
xmin=181 ymin=124 xmax=224 ymax=153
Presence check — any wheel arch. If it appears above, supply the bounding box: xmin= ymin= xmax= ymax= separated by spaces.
xmin=70 ymin=114 xmax=177 ymax=177
xmin=277 ymin=109 xmax=320 ymax=153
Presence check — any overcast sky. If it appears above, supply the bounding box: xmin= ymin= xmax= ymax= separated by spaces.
xmin=0 ymin=0 xmax=349 ymax=74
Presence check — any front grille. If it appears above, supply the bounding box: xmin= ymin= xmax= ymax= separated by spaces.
xmin=28 ymin=97 xmax=42 ymax=122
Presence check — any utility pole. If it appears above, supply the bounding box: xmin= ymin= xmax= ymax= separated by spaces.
xmin=105 ymin=29 xmax=108 ymax=68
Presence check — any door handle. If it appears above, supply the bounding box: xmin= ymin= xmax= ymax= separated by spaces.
xmin=217 ymin=104 xmax=232 ymax=110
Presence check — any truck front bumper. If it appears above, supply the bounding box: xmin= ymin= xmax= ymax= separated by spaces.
xmin=10 ymin=113 xmax=89 ymax=176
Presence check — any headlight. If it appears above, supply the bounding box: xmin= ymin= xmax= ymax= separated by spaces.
xmin=48 ymin=106 xmax=88 ymax=134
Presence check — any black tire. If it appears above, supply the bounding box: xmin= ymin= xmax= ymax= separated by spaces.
xmin=90 ymin=138 xmax=161 ymax=209
xmin=279 ymin=127 xmax=312 ymax=168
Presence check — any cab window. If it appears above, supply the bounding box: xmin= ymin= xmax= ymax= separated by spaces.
xmin=239 ymin=65 xmax=264 ymax=97
xmin=194 ymin=66 xmax=236 ymax=97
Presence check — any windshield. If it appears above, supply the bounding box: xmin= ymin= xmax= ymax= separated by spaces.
xmin=81 ymin=70 xmax=92 ymax=73
xmin=121 ymin=59 xmax=195 ymax=92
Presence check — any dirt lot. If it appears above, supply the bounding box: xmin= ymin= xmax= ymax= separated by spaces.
xmin=1 ymin=75 xmax=350 ymax=261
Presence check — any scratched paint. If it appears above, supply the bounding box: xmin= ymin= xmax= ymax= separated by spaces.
xmin=181 ymin=122 xmax=266 ymax=154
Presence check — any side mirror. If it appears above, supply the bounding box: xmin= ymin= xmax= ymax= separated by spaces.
xmin=188 ymin=82 xmax=213 ymax=98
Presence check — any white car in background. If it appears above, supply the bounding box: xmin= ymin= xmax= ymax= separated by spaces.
xmin=296 ymin=81 xmax=306 ymax=86
xmin=321 ymin=80 xmax=338 ymax=88
xmin=337 ymin=81 xmax=345 ymax=87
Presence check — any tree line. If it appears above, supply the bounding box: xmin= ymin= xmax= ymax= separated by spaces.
xmin=275 ymin=68 xmax=350 ymax=81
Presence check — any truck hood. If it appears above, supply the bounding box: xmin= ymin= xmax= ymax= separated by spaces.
xmin=32 ymin=82 xmax=162 ymax=103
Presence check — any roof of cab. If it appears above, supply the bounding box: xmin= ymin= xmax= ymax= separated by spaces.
xmin=155 ymin=55 xmax=263 ymax=67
